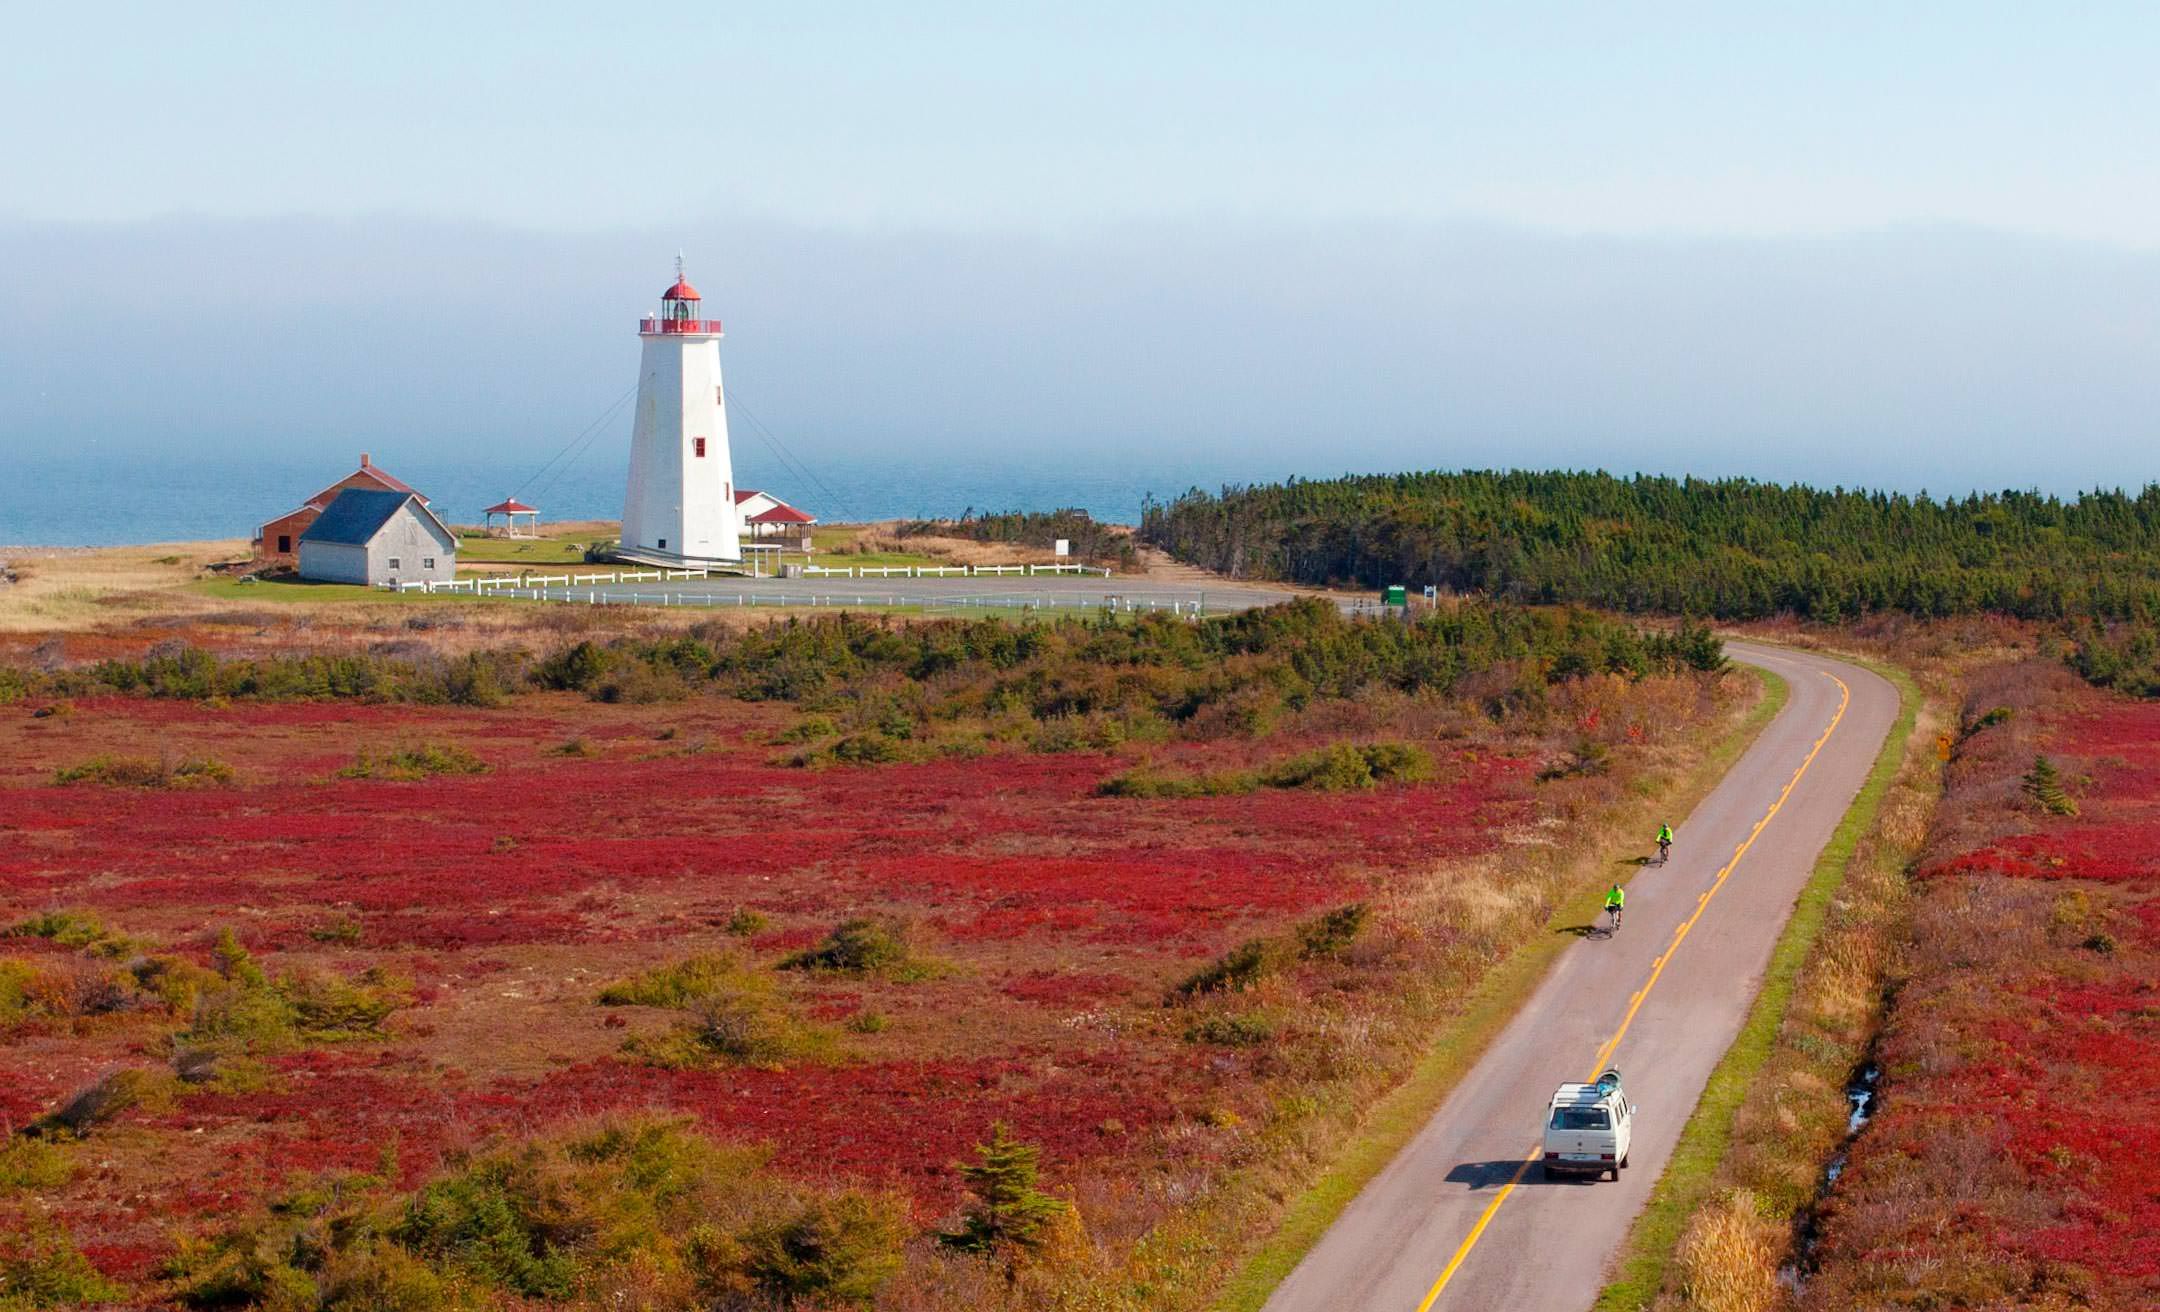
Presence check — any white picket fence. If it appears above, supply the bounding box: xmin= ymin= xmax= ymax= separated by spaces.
xmin=380 ymin=565 xmax=708 ymax=595
xmin=794 ymin=561 xmax=1107 ymax=580
xmin=429 ymin=592 xmax=1209 ymax=622
xmin=378 ymin=561 xmax=1117 ymax=602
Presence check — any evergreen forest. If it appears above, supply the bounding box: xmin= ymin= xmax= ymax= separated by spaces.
xmin=1141 ymin=470 xmax=2160 ymax=625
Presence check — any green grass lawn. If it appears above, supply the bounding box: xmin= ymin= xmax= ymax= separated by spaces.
xmin=192 ymin=577 xmax=513 ymax=605
xmin=189 ymin=576 xmax=1080 ymax=619
xmin=452 ymin=536 xmax=601 ymax=566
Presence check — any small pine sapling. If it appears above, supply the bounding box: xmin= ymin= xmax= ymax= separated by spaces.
xmin=941 ymin=1123 xmax=1069 ymax=1256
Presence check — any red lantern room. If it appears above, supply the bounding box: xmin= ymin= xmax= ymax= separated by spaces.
xmin=641 ymin=256 xmax=724 ymax=336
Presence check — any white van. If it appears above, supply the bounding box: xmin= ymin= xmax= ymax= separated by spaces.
xmin=1543 ymin=1068 xmax=1634 ymax=1181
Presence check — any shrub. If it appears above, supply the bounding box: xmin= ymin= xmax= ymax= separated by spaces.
xmin=31 ymin=1067 xmax=181 ymax=1138
xmin=6 ymin=909 xmax=135 ymax=957
xmin=594 ymin=661 xmax=691 ymax=705
xmin=632 ymin=990 xmax=833 ymax=1070
xmin=781 ymin=919 xmax=915 ymax=975
xmin=171 ymin=1117 xmax=891 ymax=1311
xmin=941 ymin=1123 xmax=1070 ymax=1254
xmin=52 ymin=753 xmax=234 ymax=788
xmin=0 ymin=1224 xmax=123 ymax=1307
xmin=1261 ymin=741 xmax=1434 ymax=791
xmin=1358 ymin=740 xmax=1435 ymax=784
xmin=1295 ymin=903 xmax=1370 ymax=959
xmin=1096 ymin=766 xmax=1254 ymax=798
xmin=131 ymin=954 xmax=221 ymax=1015
xmin=435 ymin=651 xmax=509 ymax=708
xmin=394 ymin=1148 xmax=580 ymax=1298
xmin=532 ymin=640 xmax=613 ymax=692
xmin=827 ymin=732 xmax=908 ymax=765
xmin=0 ymin=1137 xmax=73 ymax=1193
xmin=742 ymin=1193 xmax=906 ymax=1304
xmin=339 ymin=743 xmax=489 ymax=781
xmin=1103 ymin=743 xmax=1430 ymax=799
xmin=184 ymin=930 xmax=406 ymax=1052
xmin=723 ymin=908 xmax=770 ymax=937
xmin=1171 ymin=939 xmax=1276 ymax=999
xmin=0 ymin=959 xmax=49 ymax=1028
xmin=601 ymin=955 xmax=830 ymax=1069
xmin=776 ymin=715 xmax=838 ymax=744
xmin=283 ymin=967 xmax=409 ymax=1038
xmin=1185 ymin=1012 xmax=1276 ymax=1047
xmin=308 ymin=914 xmax=364 ymax=945
xmin=597 ymin=954 xmax=748 ymax=1009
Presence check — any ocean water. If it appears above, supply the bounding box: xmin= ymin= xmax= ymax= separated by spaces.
xmin=0 ymin=448 xmax=1293 ymax=548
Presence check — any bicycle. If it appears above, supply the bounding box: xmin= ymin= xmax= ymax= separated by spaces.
xmin=1605 ymin=902 xmax=1624 ymax=933
xmin=1655 ymin=837 xmax=1671 ymax=866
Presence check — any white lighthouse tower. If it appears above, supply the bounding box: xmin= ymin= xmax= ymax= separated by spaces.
xmin=620 ymin=259 xmax=741 ymax=566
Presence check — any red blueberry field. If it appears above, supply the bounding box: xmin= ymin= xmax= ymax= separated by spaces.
xmin=1802 ymin=662 xmax=2160 ymax=1311
xmin=0 ymin=601 xmax=1742 ymax=1309
xmin=0 ymin=689 xmax=1529 ymax=1297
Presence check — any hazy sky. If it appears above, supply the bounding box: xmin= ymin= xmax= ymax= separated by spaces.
xmin=3 ymin=4 xmax=2158 ymax=499
xmin=9 ymin=3 xmax=2159 ymax=243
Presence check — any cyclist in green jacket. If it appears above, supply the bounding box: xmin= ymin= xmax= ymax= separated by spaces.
xmin=1655 ymin=823 xmax=1673 ymax=864
xmin=1604 ymin=883 xmax=1626 ymax=931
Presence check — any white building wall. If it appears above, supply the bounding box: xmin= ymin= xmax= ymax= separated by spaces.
xmin=365 ymin=510 xmax=457 ymax=584
xmin=622 ymin=331 xmax=740 ymax=564
xmin=296 ymin=507 xmax=456 ymax=585
xmin=734 ymin=490 xmax=780 ymax=534
xmin=298 ymin=541 xmax=369 ymax=585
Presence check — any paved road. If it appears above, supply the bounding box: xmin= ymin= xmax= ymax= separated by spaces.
xmin=1262 ymin=642 xmax=1900 ymax=1312
xmin=512 ymin=574 xmax=1305 ymax=614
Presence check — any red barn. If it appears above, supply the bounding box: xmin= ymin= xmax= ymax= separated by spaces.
xmin=256 ymin=454 xmax=426 ymax=566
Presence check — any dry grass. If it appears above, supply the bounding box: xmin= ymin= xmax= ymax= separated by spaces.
xmin=1676 ymin=1190 xmax=1782 ymax=1312
xmin=0 ymin=540 xmax=247 ymax=632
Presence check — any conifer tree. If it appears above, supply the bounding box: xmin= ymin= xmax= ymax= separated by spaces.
xmin=2022 ymin=754 xmax=2078 ymax=816
xmin=942 ymin=1123 xmax=1068 ymax=1254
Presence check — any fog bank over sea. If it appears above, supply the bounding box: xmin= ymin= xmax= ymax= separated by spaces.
xmin=7 ymin=211 xmax=2160 ymax=547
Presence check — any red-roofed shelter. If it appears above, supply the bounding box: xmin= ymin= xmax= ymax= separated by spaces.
xmin=737 ymin=491 xmax=818 ymax=548
xmin=483 ymin=497 xmax=541 ymax=538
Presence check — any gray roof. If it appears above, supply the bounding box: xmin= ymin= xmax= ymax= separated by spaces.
xmin=299 ymin=489 xmax=428 ymax=546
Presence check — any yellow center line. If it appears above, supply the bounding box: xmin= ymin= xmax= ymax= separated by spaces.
xmin=1412 ymin=670 xmax=1852 ymax=1312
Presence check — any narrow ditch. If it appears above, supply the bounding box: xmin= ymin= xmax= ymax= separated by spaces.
xmin=1778 ymin=1057 xmax=1882 ymax=1292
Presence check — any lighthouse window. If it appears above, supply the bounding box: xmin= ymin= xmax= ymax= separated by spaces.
xmin=388 ymin=557 xmax=402 ymax=571
xmin=694 ymin=437 xmax=707 ymax=458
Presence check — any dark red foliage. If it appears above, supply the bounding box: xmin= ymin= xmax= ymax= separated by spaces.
xmin=0 ymin=691 xmax=1537 ymax=1284
xmin=1819 ymin=685 xmax=2160 ymax=1300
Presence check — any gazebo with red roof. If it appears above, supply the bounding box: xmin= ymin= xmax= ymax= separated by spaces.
xmin=482 ymin=496 xmax=541 ymax=539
